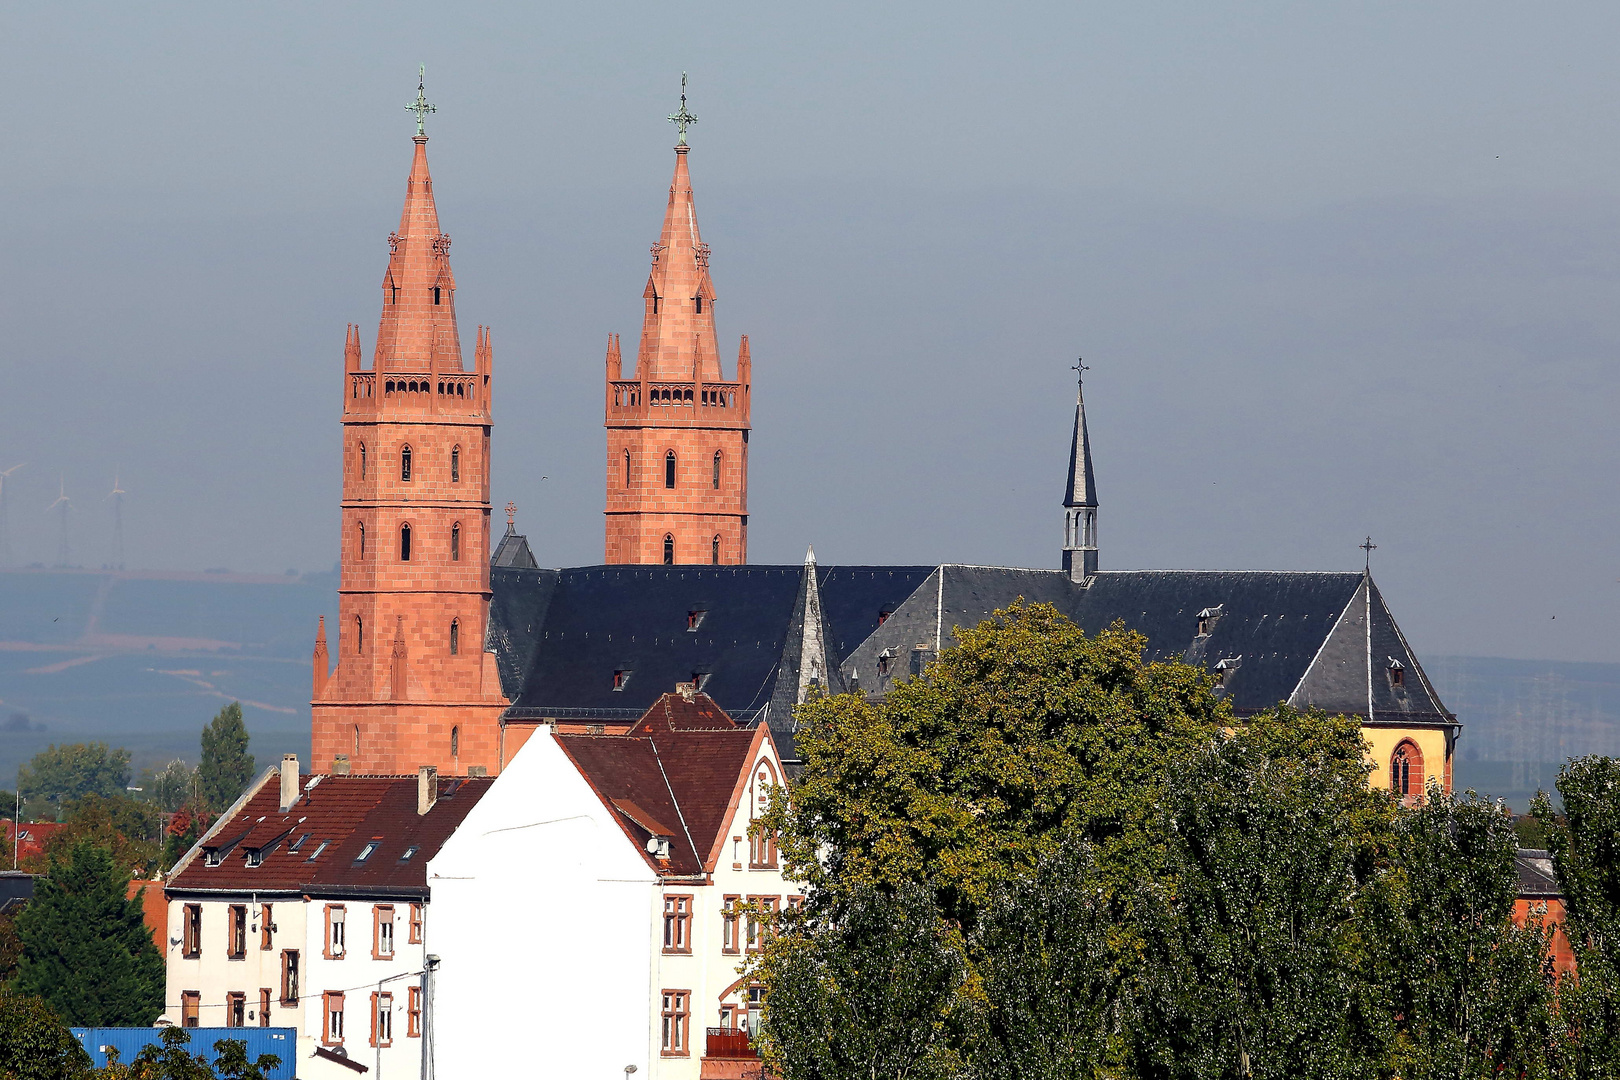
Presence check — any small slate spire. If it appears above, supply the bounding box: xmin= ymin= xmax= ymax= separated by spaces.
xmin=1062 ymin=361 xmax=1099 ymax=583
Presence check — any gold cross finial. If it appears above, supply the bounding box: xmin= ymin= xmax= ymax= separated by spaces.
xmin=668 ymin=72 xmax=698 ymax=146
xmin=407 ymin=65 xmax=436 ymax=137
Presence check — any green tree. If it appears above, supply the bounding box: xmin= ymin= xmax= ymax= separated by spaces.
xmin=22 ymin=794 xmax=161 ymax=877
xmin=136 ymin=760 xmax=197 ymax=814
xmin=198 ymin=705 xmax=253 ymax=813
xmin=12 ymin=840 xmax=164 ymax=1026
xmin=1385 ymin=785 xmax=1557 ymax=1079
xmin=1534 ymin=757 xmax=1620 ymax=1076
xmin=17 ymin=744 xmax=131 ymax=816
xmin=0 ymin=994 xmax=92 ymax=1080
xmin=113 ymin=1026 xmax=213 ymax=1080
xmin=211 ymin=1037 xmax=282 ymax=1080
xmin=756 ymin=882 xmax=973 ymax=1080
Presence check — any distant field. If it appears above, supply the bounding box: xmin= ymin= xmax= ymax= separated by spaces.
xmin=0 ymin=569 xmax=1616 ymax=810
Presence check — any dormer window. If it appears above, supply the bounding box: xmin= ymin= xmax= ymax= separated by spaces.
xmin=1196 ymin=605 xmax=1224 ymax=637
xmin=1387 ymin=658 xmax=1405 ymax=688
xmin=613 ymin=669 xmax=633 ymax=692
xmin=692 ymin=671 xmax=711 ymax=691
xmin=204 ymin=850 xmax=222 ymax=867
xmin=877 ymin=609 xmax=893 ymax=626
xmin=1214 ymin=656 xmax=1242 ymax=686
xmin=687 ymin=608 xmax=707 ymax=631
xmin=876 ymin=649 xmax=894 ymax=677
xmin=245 ymin=849 xmax=264 ymax=868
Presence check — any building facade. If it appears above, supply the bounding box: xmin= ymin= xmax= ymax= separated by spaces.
xmin=309 ymin=120 xmax=509 ymax=778
xmin=164 ymin=756 xmax=491 ymax=1080
xmin=428 ymin=690 xmax=791 ymax=1079
xmin=603 ymin=136 xmax=752 ymax=566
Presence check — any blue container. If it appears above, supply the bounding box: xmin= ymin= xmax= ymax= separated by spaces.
xmin=71 ymin=1027 xmax=297 ymax=1079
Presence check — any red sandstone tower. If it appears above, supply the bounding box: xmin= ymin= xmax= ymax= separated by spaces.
xmin=604 ymin=84 xmax=751 ymax=565
xmin=311 ymin=80 xmax=508 ymax=776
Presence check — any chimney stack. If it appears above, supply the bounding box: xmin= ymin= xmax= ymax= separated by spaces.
xmin=279 ymin=754 xmax=300 ymax=812
xmin=417 ymin=765 xmax=438 ymax=816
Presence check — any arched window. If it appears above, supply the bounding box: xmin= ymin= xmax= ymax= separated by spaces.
xmin=449 ymin=619 xmax=460 ymax=656
xmin=432 ymin=285 xmax=442 ymax=305
xmin=401 ymin=445 xmax=413 ymax=482
xmin=353 ymin=725 xmax=360 ymax=757
xmin=451 ymin=446 xmax=461 ymax=484
xmin=359 ymin=443 xmax=367 ymax=479
xmin=695 ymin=294 xmax=704 ymax=314
xmin=1391 ymin=741 xmax=1424 ymax=798
xmin=665 ymin=451 xmax=677 ymax=489
xmin=400 ymin=523 xmax=412 ymax=562
xmin=357 ymin=522 xmax=366 ymax=558
xmin=451 ymin=523 xmax=461 ymax=561
xmin=451 ymin=726 xmax=459 ymax=758
xmin=355 ymin=615 xmax=363 ymax=655
xmin=713 ymin=451 xmax=722 ymax=489
xmin=712 ymin=535 xmax=721 ymax=564
xmin=663 ymin=534 xmax=675 ymax=565
xmin=624 ymin=449 xmax=631 ymax=488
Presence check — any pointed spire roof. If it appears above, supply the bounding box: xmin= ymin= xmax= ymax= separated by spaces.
xmin=374 ymin=131 xmax=461 ymax=370
xmin=1063 ymin=379 xmax=1098 ymax=508
xmin=637 ymin=146 xmax=723 ymax=382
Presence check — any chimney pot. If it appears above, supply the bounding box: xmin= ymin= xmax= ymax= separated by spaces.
xmin=279 ymin=755 xmax=300 ymax=812
xmin=417 ymin=765 xmax=439 ymax=816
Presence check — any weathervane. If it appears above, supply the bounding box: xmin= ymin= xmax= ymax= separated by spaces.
xmin=668 ymin=72 xmax=698 ymax=146
xmin=1361 ymin=536 xmax=1377 ymax=571
xmin=407 ymin=65 xmax=436 ymax=137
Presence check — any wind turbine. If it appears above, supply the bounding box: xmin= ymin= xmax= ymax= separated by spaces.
xmin=46 ymin=478 xmax=71 ymax=567
xmin=106 ymin=473 xmax=126 ymax=569
xmin=0 ymin=463 xmax=23 ymax=566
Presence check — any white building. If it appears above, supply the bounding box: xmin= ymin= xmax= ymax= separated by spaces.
xmin=164 ymin=757 xmax=493 ymax=1080
xmin=428 ymin=689 xmax=794 ymax=1079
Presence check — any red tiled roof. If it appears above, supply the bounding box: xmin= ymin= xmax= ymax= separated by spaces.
xmin=627 ymin=691 xmax=739 ymax=735
xmin=167 ymin=774 xmax=492 ymax=897
xmin=556 ymin=724 xmax=766 ymax=878
xmin=1 ymin=821 xmax=65 ymax=863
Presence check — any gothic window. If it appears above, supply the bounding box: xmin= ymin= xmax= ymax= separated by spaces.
xmin=355 ymin=616 xmax=363 ymax=655
xmin=400 ymin=523 xmax=412 ymax=562
xmin=451 ymin=523 xmax=461 ymax=562
xmin=432 ymin=286 xmax=442 ymax=305
xmin=624 ymin=449 xmax=631 ymax=488
xmin=353 ymin=726 xmax=360 ymax=757
xmin=665 ymin=452 xmax=677 ymax=489
xmin=357 ymin=522 xmax=365 ymax=558
xmin=695 ymin=294 xmax=704 ymax=314
xmin=1390 ymin=742 xmax=1425 ymax=798
xmin=450 ymin=726 xmax=459 ymax=758
xmin=663 ymin=534 xmax=675 ymax=565
xmin=712 ymin=535 xmax=721 ymax=564
xmin=451 ymin=446 xmax=461 ymax=483
xmin=359 ymin=443 xmax=367 ymax=479
xmin=713 ymin=451 xmax=722 ymax=489
xmin=449 ymin=619 xmax=459 ymax=656
xmin=401 ymin=446 xmax=413 ymax=482
xmin=652 ymin=293 xmax=660 ymax=315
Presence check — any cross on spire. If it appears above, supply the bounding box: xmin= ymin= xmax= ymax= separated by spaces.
xmin=1361 ymin=535 xmax=1377 ymax=571
xmin=407 ymin=65 xmax=436 ymax=137
xmin=668 ymin=72 xmax=698 ymax=146
xmin=1071 ymin=357 xmax=1090 ymax=390
xmin=505 ymin=501 xmax=517 ymax=528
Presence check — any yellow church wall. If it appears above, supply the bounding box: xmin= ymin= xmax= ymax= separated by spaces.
xmin=1363 ymin=725 xmax=1451 ymax=795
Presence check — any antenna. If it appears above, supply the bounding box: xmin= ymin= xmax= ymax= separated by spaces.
xmin=46 ymin=478 xmax=71 ymax=568
xmin=107 ymin=473 xmax=127 ymax=570
xmin=0 ymin=463 xmax=23 ymax=567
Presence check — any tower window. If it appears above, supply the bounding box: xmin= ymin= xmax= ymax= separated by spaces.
xmin=451 ymin=523 xmax=461 ymax=562
xmin=359 ymin=443 xmax=367 ymax=479
xmin=353 ymin=725 xmax=360 ymax=757
xmin=400 ymin=523 xmax=412 ymax=562
xmin=1388 ymin=658 xmax=1406 ymax=687
xmin=663 ymin=534 xmax=675 ymax=565
xmin=451 ymin=446 xmax=461 ymax=483
xmin=712 ymin=535 xmax=721 ymax=564
xmin=694 ymin=295 xmax=704 ymax=314
xmin=652 ymin=294 xmax=660 ymax=315
xmin=401 ymin=446 xmax=413 ymax=482
xmin=432 ymin=286 xmax=442 ymax=305
xmin=713 ymin=451 xmax=722 ymax=489
xmin=357 ymin=522 xmax=365 ymax=558
xmin=355 ymin=616 xmax=363 ymax=655
xmin=450 ymin=726 xmax=459 ymax=758
xmin=665 ymin=452 xmax=677 ymax=489
xmin=449 ymin=619 xmax=459 ymax=656
xmin=1392 ymin=744 xmax=1414 ymax=796
xmin=624 ymin=449 xmax=631 ymax=488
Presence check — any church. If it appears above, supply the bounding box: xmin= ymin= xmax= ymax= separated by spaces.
xmin=308 ymin=78 xmax=1459 ymax=803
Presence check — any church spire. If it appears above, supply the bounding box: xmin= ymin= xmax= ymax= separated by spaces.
xmin=633 ymin=78 xmax=721 ymax=383
xmin=374 ymin=70 xmax=459 ymax=369
xmin=1062 ymin=361 xmax=1098 ymax=583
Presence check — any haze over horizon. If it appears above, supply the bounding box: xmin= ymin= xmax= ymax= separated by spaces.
xmin=2 ymin=2 xmax=1617 ymax=664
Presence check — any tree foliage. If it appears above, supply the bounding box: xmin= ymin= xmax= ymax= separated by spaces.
xmin=135 ymin=760 xmax=197 ymax=815
xmin=12 ymin=840 xmax=164 ymax=1026
xmin=22 ymin=794 xmax=161 ymax=877
xmin=0 ymin=994 xmax=92 ymax=1080
xmin=198 ymin=705 xmax=253 ymax=814
xmin=17 ymin=744 xmax=131 ymax=813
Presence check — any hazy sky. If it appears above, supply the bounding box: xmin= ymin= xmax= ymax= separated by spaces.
xmin=2 ymin=1 xmax=1617 ymax=663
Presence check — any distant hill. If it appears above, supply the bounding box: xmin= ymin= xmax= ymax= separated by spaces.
xmin=0 ymin=569 xmax=1615 ymax=810
xmin=0 ymin=567 xmax=336 ymax=784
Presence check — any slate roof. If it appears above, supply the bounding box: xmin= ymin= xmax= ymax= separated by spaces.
xmin=1515 ymin=848 xmax=1562 ymax=899
xmin=167 ymin=772 xmax=493 ymax=898
xmin=555 ymin=701 xmax=764 ymax=878
xmin=1064 ymin=386 xmax=1097 ymax=509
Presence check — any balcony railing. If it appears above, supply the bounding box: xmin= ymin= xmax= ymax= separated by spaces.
xmin=705 ymin=1026 xmax=758 ymax=1059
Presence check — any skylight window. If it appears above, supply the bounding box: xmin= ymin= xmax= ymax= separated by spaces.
xmin=355 ymin=841 xmax=381 ymax=863
xmin=288 ymin=833 xmax=311 ymax=853
xmin=613 ymin=669 xmax=633 ymax=692
xmin=305 ymin=840 xmax=329 ymax=862
xmin=398 ymin=846 xmax=420 ymax=863
xmin=687 ymin=608 xmax=707 ymax=631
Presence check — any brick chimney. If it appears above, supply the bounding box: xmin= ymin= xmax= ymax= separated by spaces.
xmin=279 ymin=754 xmax=300 ymax=812
xmin=417 ymin=765 xmax=438 ymax=816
